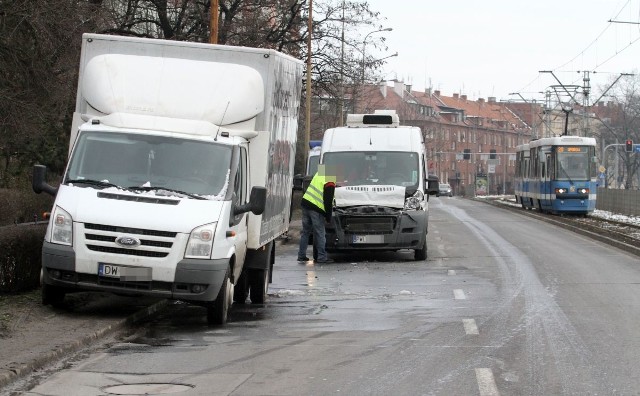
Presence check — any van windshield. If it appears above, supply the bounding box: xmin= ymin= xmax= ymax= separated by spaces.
xmin=323 ymin=151 xmax=419 ymax=188
xmin=65 ymin=131 xmax=232 ymax=198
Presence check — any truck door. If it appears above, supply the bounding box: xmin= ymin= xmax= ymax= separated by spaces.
xmin=230 ymin=146 xmax=249 ymax=279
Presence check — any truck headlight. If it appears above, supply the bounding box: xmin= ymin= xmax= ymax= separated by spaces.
xmin=404 ymin=190 xmax=424 ymax=210
xmin=51 ymin=206 xmax=73 ymax=246
xmin=185 ymin=223 xmax=216 ymax=259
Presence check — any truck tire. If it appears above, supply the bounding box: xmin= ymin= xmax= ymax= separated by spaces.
xmin=414 ymin=238 xmax=427 ymax=261
xmin=207 ymin=267 xmax=233 ymax=325
xmin=248 ymin=241 xmax=273 ymax=304
xmin=233 ymin=270 xmax=249 ymax=304
xmin=249 ymin=267 xmax=269 ymax=304
xmin=42 ymin=283 xmax=66 ymax=308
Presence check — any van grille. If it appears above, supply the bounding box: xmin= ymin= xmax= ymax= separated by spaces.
xmin=83 ymin=223 xmax=176 ymax=258
xmin=344 ymin=217 xmax=396 ymax=234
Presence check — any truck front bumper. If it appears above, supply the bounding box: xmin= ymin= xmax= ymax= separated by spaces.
xmin=41 ymin=241 xmax=228 ymax=303
xmin=326 ymin=207 xmax=428 ymax=252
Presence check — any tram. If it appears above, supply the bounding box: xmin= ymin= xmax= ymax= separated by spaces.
xmin=514 ymin=136 xmax=597 ymax=215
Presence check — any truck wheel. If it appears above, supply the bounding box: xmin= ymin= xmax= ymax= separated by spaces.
xmin=414 ymin=239 xmax=427 ymax=261
xmin=207 ymin=267 xmax=233 ymax=325
xmin=233 ymin=270 xmax=249 ymax=304
xmin=249 ymin=267 xmax=269 ymax=304
xmin=42 ymin=283 xmax=66 ymax=308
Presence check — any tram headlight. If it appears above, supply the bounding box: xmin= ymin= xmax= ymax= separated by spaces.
xmin=578 ymin=188 xmax=589 ymax=194
xmin=555 ymin=188 xmax=568 ymax=194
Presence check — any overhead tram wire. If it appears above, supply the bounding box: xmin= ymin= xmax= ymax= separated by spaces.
xmin=516 ymin=2 xmax=636 ymax=102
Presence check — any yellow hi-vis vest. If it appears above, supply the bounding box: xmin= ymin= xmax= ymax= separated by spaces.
xmin=302 ymin=173 xmax=327 ymax=212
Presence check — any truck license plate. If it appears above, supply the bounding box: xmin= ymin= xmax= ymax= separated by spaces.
xmin=352 ymin=234 xmax=384 ymax=244
xmin=98 ymin=263 xmax=151 ymax=281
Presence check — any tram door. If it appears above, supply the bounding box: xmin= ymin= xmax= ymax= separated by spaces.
xmin=540 ymin=151 xmax=551 ymax=208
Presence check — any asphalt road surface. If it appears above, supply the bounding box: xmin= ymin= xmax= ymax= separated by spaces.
xmin=11 ymin=197 xmax=640 ymax=396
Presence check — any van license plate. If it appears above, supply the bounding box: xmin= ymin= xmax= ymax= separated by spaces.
xmin=98 ymin=264 xmax=151 ymax=281
xmin=352 ymin=235 xmax=383 ymax=244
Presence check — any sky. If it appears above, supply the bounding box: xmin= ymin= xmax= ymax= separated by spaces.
xmin=363 ymin=0 xmax=640 ymax=103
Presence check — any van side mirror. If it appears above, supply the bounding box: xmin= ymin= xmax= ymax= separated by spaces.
xmin=426 ymin=175 xmax=439 ymax=196
xmin=32 ymin=165 xmax=58 ymax=197
xmin=234 ymin=186 xmax=267 ymax=216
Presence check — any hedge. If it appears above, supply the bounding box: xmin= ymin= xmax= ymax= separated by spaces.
xmin=0 ymin=188 xmax=54 ymax=226
xmin=0 ymin=224 xmax=47 ymax=293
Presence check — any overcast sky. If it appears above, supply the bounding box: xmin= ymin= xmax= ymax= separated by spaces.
xmin=363 ymin=0 xmax=640 ymax=102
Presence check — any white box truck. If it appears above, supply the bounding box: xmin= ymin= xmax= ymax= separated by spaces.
xmin=320 ymin=110 xmax=438 ymax=260
xmin=32 ymin=33 xmax=303 ymax=324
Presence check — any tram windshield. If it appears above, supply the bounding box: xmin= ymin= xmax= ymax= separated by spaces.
xmin=555 ymin=146 xmax=591 ymax=181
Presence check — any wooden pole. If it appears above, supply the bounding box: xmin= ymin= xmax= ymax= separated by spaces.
xmin=304 ymin=0 xmax=312 ymax=157
xmin=210 ymin=0 xmax=219 ymax=44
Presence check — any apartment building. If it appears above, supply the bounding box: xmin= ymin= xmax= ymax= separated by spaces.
xmin=310 ymin=80 xmax=537 ymax=196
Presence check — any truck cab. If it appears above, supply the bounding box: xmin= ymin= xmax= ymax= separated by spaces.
xmin=320 ymin=110 xmax=438 ymax=260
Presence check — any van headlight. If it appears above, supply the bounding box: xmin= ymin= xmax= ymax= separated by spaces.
xmin=51 ymin=206 xmax=73 ymax=246
xmin=185 ymin=223 xmax=216 ymax=259
xmin=404 ymin=190 xmax=424 ymax=210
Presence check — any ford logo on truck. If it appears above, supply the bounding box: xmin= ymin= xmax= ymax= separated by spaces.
xmin=115 ymin=236 xmax=141 ymax=248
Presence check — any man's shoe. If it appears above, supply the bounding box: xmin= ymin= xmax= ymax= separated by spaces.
xmin=297 ymin=257 xmax=310 ymax=262
xmin=315 ymin=258 xmax=334 ymax=264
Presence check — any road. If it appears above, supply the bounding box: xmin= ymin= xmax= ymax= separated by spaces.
xmin=11 ymin=197 xmax=640 ymax=395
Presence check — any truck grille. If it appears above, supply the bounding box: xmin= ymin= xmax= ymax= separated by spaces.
xmin=83 ymin=223 xmax=177 ymax=258
xmin=344 ymin=217 xmax=396 ymax=234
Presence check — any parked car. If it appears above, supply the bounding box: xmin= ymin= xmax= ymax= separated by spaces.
xmin=438 ymin=183 xmax=452 ymax=197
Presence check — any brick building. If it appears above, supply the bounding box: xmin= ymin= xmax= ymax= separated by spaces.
xmin=309 ymin=80 xmax=538 ymax=196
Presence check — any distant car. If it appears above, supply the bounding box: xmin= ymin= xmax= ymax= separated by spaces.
xmin=438 ymin=183 xmax=452 ymax=197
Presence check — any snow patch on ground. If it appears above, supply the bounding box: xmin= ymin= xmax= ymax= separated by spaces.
xmin=476 ymin=195 xmax=640 ymax=226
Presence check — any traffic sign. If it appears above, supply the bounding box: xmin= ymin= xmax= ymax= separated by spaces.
xmin=635 ymin=145 xmax=640 ymax=153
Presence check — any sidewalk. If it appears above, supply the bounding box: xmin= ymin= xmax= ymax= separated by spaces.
xmin=0 ymin=219 xmax=303 ymax=389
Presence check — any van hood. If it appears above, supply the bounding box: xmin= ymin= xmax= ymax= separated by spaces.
xmin=334 ymin=185 xmax=406 ymax=209
xmin=54 ymin=185 xmax=225 ymax=233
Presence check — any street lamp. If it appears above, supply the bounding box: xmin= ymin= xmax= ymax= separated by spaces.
xmin=357 ymin=27 xmax=392 ymax=112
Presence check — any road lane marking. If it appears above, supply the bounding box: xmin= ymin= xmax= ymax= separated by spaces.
xmin=463 ymin=319 xmax=479 ymax=335
xmin=453 ymin=289 xmax=466 ymax=299
xmin=448 ymin=270 xmax=456 ymax=276
xmin=475 ymin=368 xmax=500 ymax=396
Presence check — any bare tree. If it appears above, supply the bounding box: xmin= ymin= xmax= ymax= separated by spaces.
xmin=0 ymin=0 xmax=388 ymax=186
xmin=0 ymin=0 xmax=104 ymax=187
xmin=596 ymin=74 xmax=640 ymax=189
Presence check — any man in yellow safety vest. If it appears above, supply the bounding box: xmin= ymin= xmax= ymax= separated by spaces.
xmin=297 ymin=164 xmax=337 ymax=264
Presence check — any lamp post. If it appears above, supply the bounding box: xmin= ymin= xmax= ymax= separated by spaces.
xmin=357 ymin=27 xmax=392 ymax=113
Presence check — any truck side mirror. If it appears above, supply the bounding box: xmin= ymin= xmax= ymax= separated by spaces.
xmin=425 ymin=175 xmax=439 ymax=196
xmin=293 ymin=174 xmax=304 ymax=191
xmin=234 ymin=186 xmax=267 ymax=216
xmin=32 ymin=165 xmax=58 ymax=197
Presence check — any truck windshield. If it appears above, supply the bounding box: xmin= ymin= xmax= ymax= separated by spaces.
xmin=65 ymin=131 xmax=232 ymax=198
xmin=323 ymin=151 xmax=419 ymax=188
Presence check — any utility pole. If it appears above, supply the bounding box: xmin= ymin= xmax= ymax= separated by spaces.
xmin=582 ymin=71 xmax=590 ymax=137
xmin=209 ymin=0 xmax=219 ymax=44
xmin=338 ymin=0 xmax=345 ymax=126
xmin=304 ymin=0 xmax=313 ymax=163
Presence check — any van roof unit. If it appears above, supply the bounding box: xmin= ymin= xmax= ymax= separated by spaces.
xmin=346 ymin=110 xmax=399 ymax=128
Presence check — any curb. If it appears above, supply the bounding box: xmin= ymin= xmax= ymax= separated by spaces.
xmin=0 ymin=299 xmax=168 ymax=389
xmin=0 ymin=222 xmax=303 ymax=389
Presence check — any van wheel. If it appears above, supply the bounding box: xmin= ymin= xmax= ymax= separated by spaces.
xmin=249 ymin=267 xmax=269 ymax=304
xmin=207 ymin=267 xmax=233 ymax=325
xmin=42 ymin=283 xmax=66 ymax=308
xmin=414 ymin=238 xmax=427 ymax=261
